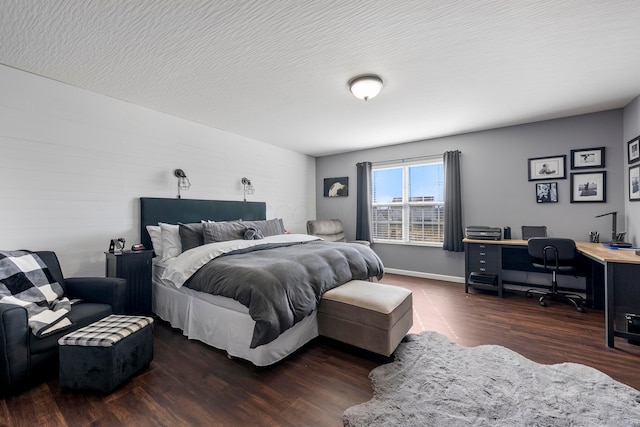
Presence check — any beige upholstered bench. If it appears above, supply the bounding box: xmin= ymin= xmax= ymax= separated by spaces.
xmin=318 ymin=280 xmax=413 ymax=356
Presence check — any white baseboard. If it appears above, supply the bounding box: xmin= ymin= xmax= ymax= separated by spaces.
xmin=384 ymin=268 xmax=465 ymax=284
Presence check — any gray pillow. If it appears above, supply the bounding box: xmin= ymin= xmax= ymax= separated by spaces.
xmin=202 ymin=221 xmax=246 ymax=243
xmin=262 ymin=218 xmax=285 ymax=236
xmin=179 ymin=222 xmax=204 ymax=252
xmin=243 ymin=218 xmax=285 ymax=237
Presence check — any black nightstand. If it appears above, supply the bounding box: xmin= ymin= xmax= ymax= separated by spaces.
xmin=105 ymin=250 xmax=154 ymax=315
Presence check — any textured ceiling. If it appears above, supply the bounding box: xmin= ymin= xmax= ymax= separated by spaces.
xmin=1 ymin=1 xmax=640 ymax=156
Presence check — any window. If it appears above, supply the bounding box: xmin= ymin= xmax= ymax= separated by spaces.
xmin=372 ymin=158 xmax=444 ymax=245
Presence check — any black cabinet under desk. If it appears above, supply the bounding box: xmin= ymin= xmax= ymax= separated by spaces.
xmin=464 ymin=240 xmax=591 ymax=305
xmin=465 ymin=242 xmax=502 ymax=297
xmin=464 ymin=238 xmax=640 ymax=348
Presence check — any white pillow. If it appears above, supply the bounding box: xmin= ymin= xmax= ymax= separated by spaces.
xmin=146 ymin=225 xmax=163 ymax=259
xmin=160 ymin=222 xmax=182 ymax=259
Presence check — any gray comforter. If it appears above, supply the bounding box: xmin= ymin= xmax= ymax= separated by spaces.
xmin=185 ymin=240 xmax=384 ymax=348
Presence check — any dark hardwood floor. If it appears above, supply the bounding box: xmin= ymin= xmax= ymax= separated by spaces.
xmin=3 ymin=274 xmax=640 ymax=426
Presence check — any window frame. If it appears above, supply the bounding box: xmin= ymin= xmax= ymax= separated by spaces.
xmin=371 ymin=157 xmax=445 ymax=247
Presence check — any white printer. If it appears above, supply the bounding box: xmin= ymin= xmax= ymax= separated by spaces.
xmin=465 ymin=226 xmax=502 ymax=240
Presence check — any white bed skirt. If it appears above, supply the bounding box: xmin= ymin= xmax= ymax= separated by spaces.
xmin=152 ymin=280 xmax=319 ymax=366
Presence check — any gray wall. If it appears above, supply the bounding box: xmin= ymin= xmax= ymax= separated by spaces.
xmin=315 ymin=110 xmax=624 ymax=280
xmin=623 ymin=96 xmax=640 ymax=246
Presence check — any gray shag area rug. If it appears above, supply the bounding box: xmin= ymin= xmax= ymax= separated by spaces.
xmin=344 ymin=331 xmax=640 ymax=426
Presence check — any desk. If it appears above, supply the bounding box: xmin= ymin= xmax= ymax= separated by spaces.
xmin=463 ymin=238 xmax=640 ymax=348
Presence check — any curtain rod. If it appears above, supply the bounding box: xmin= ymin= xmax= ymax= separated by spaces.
xmin=370 ymin=153 xmax=442 ymax=167
xmin=357 ymin=150 xmax=461 ymax=167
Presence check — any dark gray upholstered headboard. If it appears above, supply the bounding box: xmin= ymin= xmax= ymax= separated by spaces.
xmin=139 ymin=197 xmax=267 ymax=250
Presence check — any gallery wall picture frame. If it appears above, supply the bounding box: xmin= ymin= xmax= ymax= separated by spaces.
xmin=630 ymin=165 xmax=640 ymax=201
xmin=570 ymin=171 xmax=606 ymax=203
xmin=323 ymin=177 xmax=349 ymax=197
xmin=570 ymin=147 xmax=605 ymax=169
xmin=628 ymin=136 xmax=640 ymax=164
xmin=528 ymin=155 xmax=566 ymax=181
xmin=535 ymin=182 xmax=558 ymax=203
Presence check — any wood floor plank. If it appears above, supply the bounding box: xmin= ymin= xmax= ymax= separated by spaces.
xmin=3 ymin=273 xmax=640 ymax=426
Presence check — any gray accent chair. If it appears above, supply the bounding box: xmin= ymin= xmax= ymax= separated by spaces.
xmin=306 ymin=219 xmax=370 ymax=246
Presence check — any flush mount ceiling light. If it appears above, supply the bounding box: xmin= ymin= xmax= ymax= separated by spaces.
xmin=348 ymin=74 xmax=383 ymax=101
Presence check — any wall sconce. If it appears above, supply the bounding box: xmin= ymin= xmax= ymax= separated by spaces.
xmin=348 ymin=74 xmax=383 ymax=101
xmin=241 ymin=177 xmax=254 ymax=202
xmin=174 ymin=169 xmax=190 ymax=199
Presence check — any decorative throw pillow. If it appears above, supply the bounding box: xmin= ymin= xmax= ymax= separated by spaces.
xmin=242 ymin=218 xmax=285 ymax=237
xmin=243 ymin=227 xmax=264 ymax=240
xmin=179 ymin=222 xmax=204 ymax=252
xmin=159 ymin=223 xmax=182 ymax=259
xmin=261 ymin=218 xmax=285 ymax=236
xmin=202 ymin=221 xmax=246 ymax=243
xmin=146 ymin=225 xmax=163 ymax=259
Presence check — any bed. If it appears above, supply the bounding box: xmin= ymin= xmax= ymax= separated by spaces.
xmin=140 ymin=197 xmax=384 ymax=366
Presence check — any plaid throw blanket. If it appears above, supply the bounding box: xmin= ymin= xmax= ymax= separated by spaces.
xmin=0 ymin=250 xmax=72 ymax=337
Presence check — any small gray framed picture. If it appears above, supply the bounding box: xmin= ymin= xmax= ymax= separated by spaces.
xmin=323 ymin=177 xmax=349 ymax=197
xmin=535 ymin=182 xmax=558 ymax=203
xmin=570 ymin=171 xmax=606 ymax=203
xmin=628 ymin=137 xmax=640 ymax=164
xmin=528 ymin=155 xmax=566 ymax=181
xmin=630 ymin=165 xmax=640 ymax=201
xmin=570 ymin=147 xmax=605 ymax=169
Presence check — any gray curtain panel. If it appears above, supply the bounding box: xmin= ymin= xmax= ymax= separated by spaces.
xmin=443 ymin=150 xmax=464 ymax=252
xmin=356 ymin=162 xmax=373 ymax=242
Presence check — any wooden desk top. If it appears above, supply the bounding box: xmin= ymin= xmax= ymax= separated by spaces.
xmin=463 ymin=238 xmax=640 ymax=265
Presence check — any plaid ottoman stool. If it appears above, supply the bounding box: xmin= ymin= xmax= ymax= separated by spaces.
xmin=58 ymin=315 xmax=154 ymax=393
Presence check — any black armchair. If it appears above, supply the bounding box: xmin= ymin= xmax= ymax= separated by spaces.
xmin=0 ymin=251 xmax=127 ymax=395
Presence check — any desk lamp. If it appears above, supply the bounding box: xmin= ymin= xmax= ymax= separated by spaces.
xmin=595 ymin=211 xmax=632 ymax=247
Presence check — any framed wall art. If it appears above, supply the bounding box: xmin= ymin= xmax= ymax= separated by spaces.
xmin=570 ymin=171 xmax=606 ymax=203
xmin=323 ymin=177 xmax=349 ymax=197
xmin=528 ymin=155 xmax=566 ymax=181
xmin=570 ymin=147 xmax=605 ymax=169
xmin=628 ymin=136 xmax=640 ymax=164
xmin=630 ymin=165 xmax=640 ymax=201
xmin=535 ymin=182 xmax=558 ymax=203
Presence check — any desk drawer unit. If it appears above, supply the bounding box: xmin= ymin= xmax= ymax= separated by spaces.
xmin=468 ymin=244 xmax=500 ymax=274
xmin=465 ymin=242 xmax=502 ymax=297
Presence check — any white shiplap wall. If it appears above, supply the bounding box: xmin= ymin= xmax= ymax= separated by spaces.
xmin=0 ymin=65 xmax=315 ymax=277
